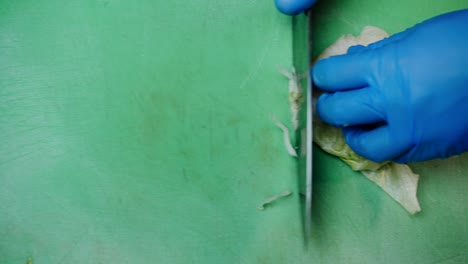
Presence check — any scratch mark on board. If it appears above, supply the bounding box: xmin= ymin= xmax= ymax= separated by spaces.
xmin=237 ymin=29 xmax=280 ymax=91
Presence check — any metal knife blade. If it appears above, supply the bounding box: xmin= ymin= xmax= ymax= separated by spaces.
xmin=292 ymin=9 xmax=313 ymax=242
xmin=304 ymin=8 xmax=314 ymax=241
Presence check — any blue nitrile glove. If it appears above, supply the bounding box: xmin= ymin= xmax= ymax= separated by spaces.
xmin=274 ymin=0 xmax=317 ymax=15
xmin=313 ymin=9 xmax=468 ymax=163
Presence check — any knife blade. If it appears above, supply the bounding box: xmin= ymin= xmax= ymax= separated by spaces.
xmin=291 ymin=9 xmax=313 ymax=242
xmin=304 ymin=8 xmax=313 ymax=241
xmin=276 ymin=0 xmax=315 ymax=242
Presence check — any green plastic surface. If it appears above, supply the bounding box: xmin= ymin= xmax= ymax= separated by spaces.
xmin=1 ymin=1 xmax=467 ymax=263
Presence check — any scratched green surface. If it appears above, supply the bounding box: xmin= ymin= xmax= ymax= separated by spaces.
xmin=1 ymin=1 xmax=467 ymax=263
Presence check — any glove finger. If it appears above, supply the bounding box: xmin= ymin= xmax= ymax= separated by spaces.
xmin=317 ymin=88 xmax=385 ymax=127
xmin=347 ymin=30 xmax=410 ymax=54
xmin=312 ymin=51 xmax=373 ymax=92
xmin=347 ymin=45 xmax=366 ymax=54
xmin=393 ymin=150 xmax=416 ymax=164
xmin=354 ymin=30 xmax=409 ymax=53
xmin=343 ymin=126 xmax=407 ymax=163
xmin=366 ymin=30 xmax=410 ymax=49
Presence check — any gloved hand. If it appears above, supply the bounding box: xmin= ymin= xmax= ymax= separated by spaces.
xmin=313 ymin=9 xmax=468 ymax=163
xmin=274 ymin=0 xmax=317 ymax=15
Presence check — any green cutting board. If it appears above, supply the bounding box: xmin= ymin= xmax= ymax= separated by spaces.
xmin=1 ymin=1 xmax=467 ymax=263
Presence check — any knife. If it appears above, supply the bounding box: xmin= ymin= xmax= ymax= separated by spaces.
xmin=304 ymin=8 xmax=313 ymax=241
xmin=275 ymin=0 xmax=316 ymax=242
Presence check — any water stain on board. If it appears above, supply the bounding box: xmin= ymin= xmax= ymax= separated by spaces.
xmin=226 ymin=116 xmax=243 ymax=126
xmin=252 ymin=127 xmax=278 ymax=166
xmin=138 ymin=92 xmax=185 ymax=144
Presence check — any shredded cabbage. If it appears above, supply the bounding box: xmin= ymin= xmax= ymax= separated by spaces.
xmin=258 ymin=191 xmax=292 ymax=211
xmin=271 ymin=115 xmax=298 ymax=157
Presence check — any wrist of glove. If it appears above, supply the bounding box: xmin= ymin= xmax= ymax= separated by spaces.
xmin=313 ymin=9 xmax=468 ymax=163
